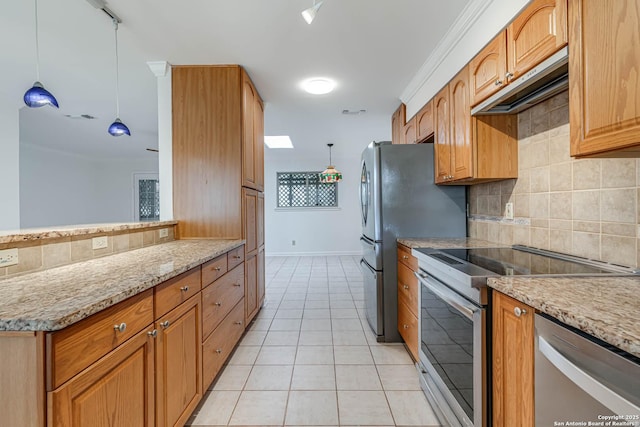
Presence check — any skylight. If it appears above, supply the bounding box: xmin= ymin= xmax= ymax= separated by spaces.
xmin=265 ymin=135 xmax=294 ymax=149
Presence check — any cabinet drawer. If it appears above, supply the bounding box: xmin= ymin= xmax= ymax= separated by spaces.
xmin=47 ymin=289 xmax=154 ymax=390
xmin=155 ymin=267 xmax=201 ymax=320
xmin=202 ymin=264 xmax=245 ymax=339
xmin=202 ymin=299 xmax=245 ymax=388
xmin=202 ymin=255 xmax=228 ymax=288
xmin=397 ymin=263 xmax=418 ymax=318
xmin=397 ymin=244 xmax=418 ymax=271
xmin=398 ymin=301 xmax=419 ymax=362
xmin=227 ymin=246 xmax=245 ymax=271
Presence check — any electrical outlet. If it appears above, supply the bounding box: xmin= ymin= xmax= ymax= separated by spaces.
xmin=505 ymin=202 xmax=514 ymax=220
xmin=292 ymin=240 xmax=296 ymax=246
xmin=159 ymin=228 xmax=169 ymax=238
xmin=0 ymin=248 xmax=19 ymax=267
xmin=92 ymin=236 xmax=109 ymax=250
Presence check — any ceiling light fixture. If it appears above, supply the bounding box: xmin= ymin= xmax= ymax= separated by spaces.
xmin=319 ymin=143 xmax=342 ymax=183
xmin=108 ymin=18 xmax=130 ymax=137
xmin=301 ymin=0 xmax=324 ymax=24
xmin=302 ymin=78 xmax=336 ymax=95
xmin=264 ymin=135 xmax=294 ymax=149
xmin=23 ymin=0 xmax=59 ymax=108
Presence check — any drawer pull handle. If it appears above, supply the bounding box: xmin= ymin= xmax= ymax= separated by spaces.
xmin=233 ymin=255 xmax=241 ymax=259
xmin=215 ymin=267 xmax=222 ymax=271
xmin=160 ymin=320 xmax=171 ymax=329
xmin=234 ymin=321 xmax=243 ymax=325
xmin=403 ymin=324 xmax=409 ymax=329
xmin=216 ymin=349 xmax=223 ymax=354
xmin=215 ymin=302 xmax=222 ymax=307
xmin=180 ymin=286 xmax=189 ymax=292
xmin=514 ymin=307 xmax=527 ymax=317
xmin=147 ymin=329 xmax=158 ymax=338
xmin=403 ymin=284 xmax=409 ymax=290
xmin=113 ymin=323 xmax=127 ymax=333
xmin=233 ymin=283 xmax=242 ymax=287
xmin=402 ymin=255 xmax=409 ymax=260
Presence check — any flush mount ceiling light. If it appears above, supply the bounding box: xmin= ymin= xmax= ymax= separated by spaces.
xmin=301 ymin=0 xmax=324 ymax=24
xmin=107 ymin=17 xmax=131 ymax=137
xmin=302 ymin=78 xmax=336 ymax=95
xmin=23 ymin=0 xmax=59 ymax=108
xmin=264 ymin=135 xmax=294 ymax=149
xmin=319 ymin=143 xmax=342 ymax=183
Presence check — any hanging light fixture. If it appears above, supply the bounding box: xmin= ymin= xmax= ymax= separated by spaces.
xmin=302 ymin=0 xmax=324 ymax=24
xmin=108 ymin=18 xmax=131 ymax=136
xmin=319 ymin=143 xmax=342 ymax=183
xmin=23 ymin=0 xmax=59 ymax=108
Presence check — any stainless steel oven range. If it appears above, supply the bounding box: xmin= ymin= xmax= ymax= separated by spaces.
xmin=411 ymin=245 xmax=636 ymax=427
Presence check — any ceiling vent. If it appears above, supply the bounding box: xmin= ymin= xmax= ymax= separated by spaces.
xmin=64 ymin=114 xmax=96 ymax=119
xmin=342 ymin=109 xmax=367 ymax=115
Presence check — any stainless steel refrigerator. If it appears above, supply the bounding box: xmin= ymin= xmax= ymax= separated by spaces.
xmin=359 ymin=141 xmax=466 ymax=342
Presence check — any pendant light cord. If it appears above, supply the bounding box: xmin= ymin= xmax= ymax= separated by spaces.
xmin=34 ymin=0 xmax=40 ymax=81
xmin=113 ymin=19 xmax=120 ymax=118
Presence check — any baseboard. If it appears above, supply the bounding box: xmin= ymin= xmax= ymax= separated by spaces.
xmin=266 ymin=250 xmax=361 ymax=257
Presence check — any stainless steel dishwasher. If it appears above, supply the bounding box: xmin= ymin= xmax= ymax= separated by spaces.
xmin=535 ymin=314 xmax=640 ymax=426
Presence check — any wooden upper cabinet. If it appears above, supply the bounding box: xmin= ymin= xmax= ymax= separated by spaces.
xmin=403 ymin=117 xmax=417 ymax=145
xmin=242 ymin=73 xmax=264 ymax=191
xmin=493 ymin=291 xmax=534 ymax=427
xmin=434 ymin=85 xmax=452 ymax=183
xmin=416 ymin=99 xmax=434 ymax=142
xmin=449 ymin=66 xmax=473 ymax=181
xmin=391 ymin=103 xmax=406 ymax=144
xmin=569 ymin=0 xmax=640 ymax=157
xmin=506 ymin=0 xmax=568 ymax=81
xmin=470 ymin=31 xmax=508 ymax=106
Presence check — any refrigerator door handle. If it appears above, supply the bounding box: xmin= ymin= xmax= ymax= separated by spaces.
xmin=359 ymin=259 xmax=377 ymax=278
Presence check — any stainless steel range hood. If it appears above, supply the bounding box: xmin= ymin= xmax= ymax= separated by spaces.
xmin=471 ymin=46 xmax=568 ymax=115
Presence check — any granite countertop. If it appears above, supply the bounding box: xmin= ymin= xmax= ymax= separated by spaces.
xmin=398 ymin=237 xmax=505 ymax=249
xmin=488 ymin=276 xmax=640 ymax=358
xmin=0 ymin=221 xmax=178 ymax=244
xmin=0 ymin=239 xmax=244 ymax=331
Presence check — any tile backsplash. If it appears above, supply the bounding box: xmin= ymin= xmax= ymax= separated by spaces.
xmin=468 ymin=91 xmax=640 ymax=268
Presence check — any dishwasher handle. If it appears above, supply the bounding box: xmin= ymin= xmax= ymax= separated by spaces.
xmin=538 ymin=336 xmax=640 ymax=416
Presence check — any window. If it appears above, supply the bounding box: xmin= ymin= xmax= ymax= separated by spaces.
xmin=134 ymin=173 xmax=160 ymax=221
xmin=277 ymin=172 xmax=338 ymax=208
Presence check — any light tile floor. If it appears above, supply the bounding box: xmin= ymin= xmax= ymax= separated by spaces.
xmin=187 ymin=255 xmax=441 ymax=427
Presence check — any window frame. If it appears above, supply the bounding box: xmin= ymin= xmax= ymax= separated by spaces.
xmin=276 ymin=171 xmax=339 ymax=209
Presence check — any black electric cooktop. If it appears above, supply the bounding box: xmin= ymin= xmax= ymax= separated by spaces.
xmin=435 ymin=247 xmax=619 ymax=276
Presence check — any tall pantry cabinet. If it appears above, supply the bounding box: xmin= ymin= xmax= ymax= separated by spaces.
xmin=172 ymin=65 xmax=265 ymax=325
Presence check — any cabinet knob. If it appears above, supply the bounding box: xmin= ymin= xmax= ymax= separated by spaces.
xmin=494 ymin=79 xmax=503 ymax=86
xmin=215 ymin=267 xmax=222 ymax=271
xmin=160 ymin=320 xmax=171 ymax=329
xmin=147 ymin=329 xmax=158 ymax=338
xmin=403 ymin=324 xmax=409 ymax=329
xmin=234 ymin=321 xmax=243 ymax=326
xmin=402 ymin=255 xmax=409 ymax=260
xmin=215 ymin=302 xmax=222 ymax=307
xmin=113 ymin=322 xmax=127 ymax=333
xmin=403 ymin=284 xmax=409 ymax=290
xmin=233 ymin=283 xmax=242 ymax=287
xmin=505 ymin=71 xmax=514 ymax=81
xmin=514 ymin=307 xmax=527 ymax=317
xmin=233 ymin=255 xmax=241 ymax=259
xmin=216 ymin=349 xmax=223 ymax=354
xmin=180 ymin=285 xmax=189 ymax=292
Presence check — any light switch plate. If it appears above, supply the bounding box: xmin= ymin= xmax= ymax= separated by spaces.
xmin=92 ymin=236 xmax=108 ymax=250
xmin=505 ymin=202 xmax=514 ymax=220
xmin=0 ymin=248 xmax=19 ymax=267
xmin=159 ymin=228 xmax=169 ymax=238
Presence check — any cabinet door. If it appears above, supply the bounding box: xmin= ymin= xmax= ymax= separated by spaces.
xmin=449 ymin=66 xmax=473 ymax=181
xmin=254 ymin=98 xmax=265 ymax=191
xmin=242 ymin=73 xmax=257 ymax=189
xmin=569 ymin=0 xmax=640 ymax=157
xmin=242 ymin=187 xmax=258 ymax=256
xmin=49 ymin=327 xmax=155 ymax=427
xmin=391 ymin=104 xmax=406 ymax=145
xmin=416 ymin=100 xmax=434 ymax=142
xmin=433 ymin=85 xmax=451 ymax=183
xmin=245 ymin=253 xmax=258 ymax=324
xmin=470 ymin=31 xmax=507 ymax=106
xmin=257 ymin=192 xmax=264 ymax=248
xmin=507 ymin=0 xmax=568 ymax=81
xmin=403 ymin=117 xmax=417 ymax=144
xmin=257 ymin=246 xmax=265 ymax=306
xmin=156 ymin=295 xmax=202 ymax=427
xmin=493 ymin=292 xmax=534 ymax=427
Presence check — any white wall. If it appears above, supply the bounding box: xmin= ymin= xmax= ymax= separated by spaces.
xmin=20 ymin=143 xmax=158 ymax=228
xmin=0 ymin=102 xmax=20 ymax=230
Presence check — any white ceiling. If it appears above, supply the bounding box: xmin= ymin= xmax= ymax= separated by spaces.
xmin=1 ymin=0 xmax=471 ymax=160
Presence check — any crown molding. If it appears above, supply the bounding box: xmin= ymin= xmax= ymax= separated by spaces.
xmin=399 ymin=0 xmax=495 ymax=103
xmin=147 ymin=61 xmax=171 ymax=78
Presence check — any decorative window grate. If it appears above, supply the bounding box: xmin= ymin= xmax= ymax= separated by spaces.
xmin=277 ymin=172 xmax=338 ymax=208
xmin=138 ymin=179 xmax=160 ymax=221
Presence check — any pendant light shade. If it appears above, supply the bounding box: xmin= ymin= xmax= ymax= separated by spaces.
xmin=24 ymin=0 xmax=59 ymax=109
xmin=108 ymin=18 xmax=130 ymax=137
xmin=302 ymin=0 xmax=324 ymax=24
xmin=319 ymin=143 xmax=342 ymax=183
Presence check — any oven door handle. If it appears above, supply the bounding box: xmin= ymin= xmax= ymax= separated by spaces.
xmin=415 ymin=271 xmax=477 ymax=321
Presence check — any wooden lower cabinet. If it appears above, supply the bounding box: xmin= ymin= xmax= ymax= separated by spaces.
xmin=48 ymin=327 xmax=155 ymax=427
xmin=245 ymin=253 xmax=259 ymax=324
xmin=155 ymin=294 xmax=202 ymax=427
xmin=396 ymin=243 xmax=419 ymax=361
xmin=257 ymin=246 xmax=265 ymax=305
xmin=492 ymin=291 xmax=535 ymax=427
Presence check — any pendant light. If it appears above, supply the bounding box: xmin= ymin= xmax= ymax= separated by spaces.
xmin=302 ymin=0 xmax=324 ymax=24
xmin=23 ymin=0 xmax=59 ymax=108
xmin=319 ymin=143 xmax=342 ymax=183
xmin=108 ymin=18 xmax=131 ymax=136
